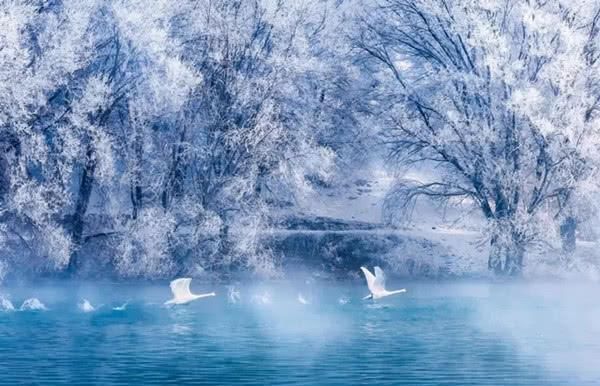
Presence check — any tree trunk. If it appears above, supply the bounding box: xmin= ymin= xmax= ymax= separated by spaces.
xmin=559 ymin=216 xmax=577 ymax=254
xmin=218 ymin=222 xmax=231 ymax=257
xmin=162 ymin=128 xmax=186 ymax=210
xmin=488 ymin=226 xmax=525 ymax=276
xmin=130 ymin=125 xmax=144 ymax=219
xmin=0 ymin=153 xmax=10 ymax=202
xmin=67 ymin=145 xmax=96 ymax=273
xmin=130 ymin=184 xmax=142 ymax=219
xmin=0 ymin=134 xmax=20 ymax=203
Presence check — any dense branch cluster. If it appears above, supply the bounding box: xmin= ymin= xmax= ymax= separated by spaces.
xmin=0 ymin=0 xmax=598 ymax=279
xmin=360 ymin=0 xmax=600 ymax=274
xmin=0 ymin=0 xmax=358 ymax=278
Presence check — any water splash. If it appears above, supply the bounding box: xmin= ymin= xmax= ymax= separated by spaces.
xmin=20 ymin=298 xmax=47 ymax=311
xmin=366 ymin=302 xmax=390 ymax=310
xmin=227 ymin=286 xmax=241 ymax=304
xmin=338 ymin=296 xmax=350 ymax=305
xmin=251 ymin=291 xmax=271 ymax=305
xmin=0 ymin=295 xmax=14 ymax=311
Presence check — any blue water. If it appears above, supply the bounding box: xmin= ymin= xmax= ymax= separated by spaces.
xmin=1 ymin=280 xmax=599 ymax=385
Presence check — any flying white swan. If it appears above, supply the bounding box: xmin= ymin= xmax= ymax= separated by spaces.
xmin=360 ymin=266 xmax=406 ymax=300
xmin=0 ymin=296 xmax=14 ymax=311
xmin=113 ymin=301 xmax=129 ymax=311
xmin=78 ymin=299 xmax=97 ymax=313
xmin=297 ymin=293 xmax=310 ymax=305
xmin=20 ymin=298 xmax=47 ymax=311
xmin=164 ymin=278 xmax=216 ymax=306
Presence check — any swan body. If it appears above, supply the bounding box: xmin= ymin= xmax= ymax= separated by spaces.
xmin=0 ymin=296 xmax=14 ymax=311
xmin=20 ymin=298 xmax=47 ymax=311
xmin=113 ymin=302 xmax=129 ymax=311
xmin=165 ymin=278 xmax=215 ymax=306
xmin=79 ymin=299 xmax=97 ymax=313
xmin=360 ymin=266 xmax=406 ymax=300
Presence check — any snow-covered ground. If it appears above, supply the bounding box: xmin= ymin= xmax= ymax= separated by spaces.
xmin=291 ymin=162 xmax=600 ymax=279
xmin=298 ymin=161 xmax=484 ymax=227
xmin=296 ymin=162 xmax=393 ymax=224
xmin=299 ymin=162 xmax=481 ymax=238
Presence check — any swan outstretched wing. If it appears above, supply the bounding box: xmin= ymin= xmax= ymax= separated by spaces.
xmin=298 ymin=293 xmax=309 ymax=305
xmin=170 ymin=278 xmax=193 ymax=300
xmin=374 ymin=266 xmax=386 ymax=289
xmin=361 ymin=266 xmax=384 ymax=293
xmin=362 ymin=266 xmax=387 ymax=294
xmin=360 ymin=266 xmax=376 ymax=289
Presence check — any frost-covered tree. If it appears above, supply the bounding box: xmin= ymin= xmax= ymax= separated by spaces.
xmin=2 ymin=0 xmax=335 ymax=278
xmin=5 ymin=0 xmax=348 ymax=279
xmin=112 ymin=0 xmax=341 ymax=276
xmin=0 ymin=1 xmax=101 ymax=272
xmin=358 ymin=0 xmax=600 ymax=274
xmin=65 ymin=0 xmax=200 ymax=273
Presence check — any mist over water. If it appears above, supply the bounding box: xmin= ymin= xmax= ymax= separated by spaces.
xmin=1 ymin=279 xmax=599 ymax=385
xmin=0 ymin=0 xmax=598 ymax=383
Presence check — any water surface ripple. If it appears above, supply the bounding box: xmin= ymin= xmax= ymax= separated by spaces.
xmin=0 ymin=281 xmax=598 ymax=385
